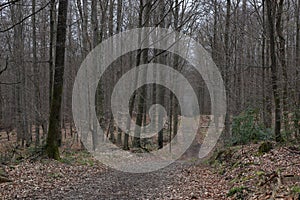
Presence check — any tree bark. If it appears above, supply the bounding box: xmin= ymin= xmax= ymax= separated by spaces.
xmin=46 ymin=0 xmax=68 ymax=159
xmin=91 ymin=0 xmax=99 ymax=48
xmin=223 ymin=0 xmax=231 ymax=142
xmin=49 ymin=0 xmax=55 ymax=109
xmin=132 ymin=0 xmax=144 ymax=148
xmin=32 ymin=0 xmax=40 ymax=146
xmin=157 ymin=0 xmax=165 ymax=149
xmin=295 ymin=0 xmax=300 ymax=138
xmin=276 ymin=0 xmax=288 ymax=134
xmin=266 ymin=0 xmax=283 ymax=142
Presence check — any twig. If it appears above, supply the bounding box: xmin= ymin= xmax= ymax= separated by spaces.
xmin=260 ymin=171 xmax=278 ymax=186
xmin=284 ymin=147 xmax=300 ymax=155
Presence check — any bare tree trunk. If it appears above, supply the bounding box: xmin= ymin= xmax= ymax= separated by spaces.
xmin=91 ymin=0 xmax=99 ymax=48
xmin=91 ymin=0 xmax=100 ymax=150
xmin=266 ymin=0 xmax=283 ymax=142
xmin=262 ymin=0 xmax=268 ymax=128
xmin=108 ymin=0 xmax=114 ymax=36
xmin=223 ymin=0 xmax=231 ymax=142
xmin=49 ymin=0 xmax=55 ymax=110
xmin=10 ymin=2 xmax=28 ymax=146
xmin=124 ymin=20 xmax=135 ymax=150
xmin=100 ymin=0 xmax=109 ymax=42
xmin=132 ymin=0 xmax=144 ymax=148
xmin=116 ymin=0 xmax=123 ymax=145
xmin=295 ymin=0 xmax=300 ymax=138
xmin=172 ymin=0 xmax=180 ymax=142
xmin=107 ymin=0 xmax=115 ymax=143
xmin=237 ymin=0 xmax=246 ymax=114
xmin=157 ymin=0 xmax=165 ymax=149
xmin=276 ymin=0 xmax=288 ymax=134
xmin=76 ymin=0 xmax=88 ymax=57
xmin=32 ymin=0 xmax=40 ymax=146
xmin=46 ymin=0 xmax=68 ymax=159
xmin=83 ymin=0 xmax=89 ymax=52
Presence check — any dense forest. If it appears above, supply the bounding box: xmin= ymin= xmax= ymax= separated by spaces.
xmin=0 ymin=0 xmax=299 ymax=199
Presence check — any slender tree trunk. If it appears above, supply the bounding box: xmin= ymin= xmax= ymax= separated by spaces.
xmin=91 ymin=0 xmax=100 ymax=150
xmin=295 ymin=0 xmax=300 ymax=138
xmin=157 ymin=0 xmax=165 ymax=149
xmin=172 ymin=0 xmax=180 ymax=142
xmin=107 ymin=0 xmax=116 ymax=143
xmin=49 ymin=0 xmax=55 ymax=110
xmin=124 ymin=49 xmax=135 ymax=149
xmin=32 ymin=0 xmax=40 ymax=146
xmin=91 ymin=0 xmax=99 ymax=48
xmin=116 ymin=0 xmax=123 ymax=145
xmin=223 ymin=0 xmax=231 ymax=142
xmin=46 ymin=0 xmax=69 ymax=159
xmin=109 ymin=0 xmax=114 ymax=36
xmin=262 ymin=0 xmax=267 ymax=127
xmin=82 ymin=0 xmax=89 ymax=56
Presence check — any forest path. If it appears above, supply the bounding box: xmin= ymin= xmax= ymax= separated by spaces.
xmin=44 ymin=160 xmax=196 ymax=200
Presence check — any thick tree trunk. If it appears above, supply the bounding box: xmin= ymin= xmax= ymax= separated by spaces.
xmin=276 ymin=0 xmax=288 ymax=134
xmin=266 ymin=0 xmax=283 ymax=142
xmin=134 ymin=0 xmax=152 ymax=148
xmin=132 ymin=0 xmax=144 ymax=148
xmin=46 ymin=0 xmax=68 ymax=159
xmin=10 ymin=2 xmax=28 ymax=146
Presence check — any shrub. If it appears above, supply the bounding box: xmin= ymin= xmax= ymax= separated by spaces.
xmin=227 ymin=186 xmax=248 ymax=198
xmin=231 ymin=108 xmax=272 ymax=145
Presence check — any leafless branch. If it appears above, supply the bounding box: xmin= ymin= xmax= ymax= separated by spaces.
xmin=0 ymin=1 xmax=50 ymax=33
xmin=0 ymin=0 xmax=22 ymax=11
xmin=0 ymin=81 xmax=21 ymax=85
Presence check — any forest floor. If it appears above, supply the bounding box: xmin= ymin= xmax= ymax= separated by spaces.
xmin=0 ymin=142 xmax=300 ymax=199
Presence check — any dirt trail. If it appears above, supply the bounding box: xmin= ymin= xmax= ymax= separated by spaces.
xmin=37 ymin=161 xmax=193 ymax=200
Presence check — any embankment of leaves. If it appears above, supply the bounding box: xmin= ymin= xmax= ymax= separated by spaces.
xmin=206 ymin=143 xmax=300 ymax=199
xmin=158 ymin=142 xmax=300 ymax=199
